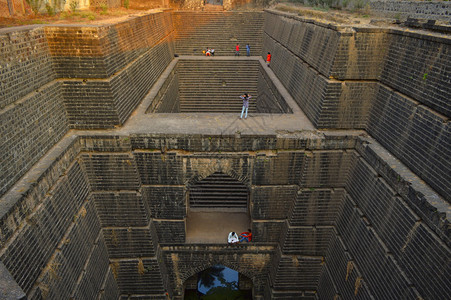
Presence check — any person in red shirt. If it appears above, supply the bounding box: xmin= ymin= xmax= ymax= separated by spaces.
xmin=235 ymin=43 xmax=240 ymax=56
xmin=266 ymin=52 xmax=271 ymax=67
xmin=239 ymin=229 xmax=252 ymax=243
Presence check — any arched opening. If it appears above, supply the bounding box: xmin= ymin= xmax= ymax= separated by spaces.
xmin=184 ymin=265 xmax=252 ymax=299
xmin=186 ymin=172 xmax=251 ymax=243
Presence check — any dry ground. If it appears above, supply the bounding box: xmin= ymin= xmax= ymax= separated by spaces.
xmin=0 ymin=1 xmax=387 ymax=28
xmin=0 ymin=7 xmax=165 ymax=27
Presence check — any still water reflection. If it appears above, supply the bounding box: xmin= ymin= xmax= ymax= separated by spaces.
xmin=184 ymin=264 xmax=252 ymax=299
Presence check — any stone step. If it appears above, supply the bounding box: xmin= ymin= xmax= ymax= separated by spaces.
xmin=189 ymin=172 xmax=248 ymax=209
xmin=179 ymin=104 xmax=256 ymax=108
xmin=179 ymin=109 xmax=257 ymax=113
xmin=178 ymin=88 xmax=258 ymax=93
xmin=179 ymin=99 xmax=257 ymax=104
xmin=203 ymin=4 xmax=224 ymax=11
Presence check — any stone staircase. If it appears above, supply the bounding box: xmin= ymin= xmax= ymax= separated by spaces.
xmin=172 ymin=11 xmax=264 ymax=56
xmin=177 ymin=59 xmax=258 ymax=113
xmin=189 ymin=172 xmax=248 ymax=210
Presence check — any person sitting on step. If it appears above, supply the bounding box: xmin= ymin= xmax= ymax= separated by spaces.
xmin=240 ymin=229 xmax=252 ymax=243
xmin=228 ymin=232 xmax=239 ymax=245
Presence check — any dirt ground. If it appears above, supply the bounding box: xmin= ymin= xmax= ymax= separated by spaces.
xmin=0 ymin=7 xmax=165 ymax=28
xmin=0 ymin=1 xmax=385 ymax=28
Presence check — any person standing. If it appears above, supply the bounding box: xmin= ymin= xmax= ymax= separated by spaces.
xmin=246 ymin=44 xmax=250 ymax=56
xmin=240 ymin=93 xmax=252 ymax=119
xmin=235 ymin=43 xmax=240 ymax=56
xmin=266 ymin=52 xmax=271 ymax=67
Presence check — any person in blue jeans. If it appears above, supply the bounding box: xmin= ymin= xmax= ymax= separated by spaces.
xmin=240 ymin=229 xmax=252 ymax=242
xmin=240 ymin=93 xmax=252 ymax=119
xmin=246 ymin=44 xmax=250 ymax=56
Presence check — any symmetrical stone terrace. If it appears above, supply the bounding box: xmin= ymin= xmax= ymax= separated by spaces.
xmin=0 ymin=7 xmax=450 ymax=300
xmin=149 ymin=57 xmax=292 ymax=113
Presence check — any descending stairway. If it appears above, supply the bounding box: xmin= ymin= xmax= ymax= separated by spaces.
xmin=189 ymin=172 xmax=248 ymax=210
xmin=172 ymin=11 xmax=264 ymax=56
xmin=177 ymin=60 xmax=259 ymax=113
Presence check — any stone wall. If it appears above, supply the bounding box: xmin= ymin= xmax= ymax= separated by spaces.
xmin=0 ymin=26 xmax=68 ymax=198
xmin=0 ymin=10 xmax=175 ymax=198
xmin=318 ymin=137 xmax=450 ymax=299
xmin=257 ymin=64 xmax=292 ymax=113
xmin=1 ymin=9 xmax=449 ymax=300
xmin=263 ymin=11 xmax=382 ymax=129
xmin=263 ymin=9 xmax=450 ymax=201
xmin=0 ymin=137 xmax=118 ymax=299
xmin=47 ymin=11 xmax=175 ymax=128
xmin=0 ymin=133 xmax=448 ymax=298
xmin=368 ymin=30 xmax=450 ymax=201
xmin=152 ymin=67 xmax=180 ymax=113
xmin=370 ymin=0 xmax=451 ymax=22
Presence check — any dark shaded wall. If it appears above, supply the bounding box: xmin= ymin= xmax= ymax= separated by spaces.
xmin=367 ymin=31 xmax=450 ymax=202
xmin=0 ymin=138 xmax=119 ymax=299
xmin=263 ymin=9 xmax=450 ymax=202
xmin=257 ymin=64 xmax=292 ymax=113
xmin=77 ymin=136 xmax=170 ymax=299
xmin=318 ymin=138 xmax=450 ymax=299
xmin=152 ymin=66 xmax=180 ymax=113
xmin=0 ymin=26 xmax=68 ymax=198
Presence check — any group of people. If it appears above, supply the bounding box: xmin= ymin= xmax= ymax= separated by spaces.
xmin=228 ymin=229 xmax=252 ymax=245
xmin=203 ymin=48 xmax=215 ymax=56
xmin=203 ymin=44 xmax=272 ymax=67
xmin=234 ymin=43 xmax=271 ymax=65
xmin=201 ymin=45 xmax=273 ymax=119
xmin=234 ymin=43 xmax=252 ymax=57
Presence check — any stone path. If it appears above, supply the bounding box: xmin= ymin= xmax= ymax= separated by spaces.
xmin=186 ymin=212 xmax=250 ymax=244
xmin=121 ymin=56 xmax=314 ymax=136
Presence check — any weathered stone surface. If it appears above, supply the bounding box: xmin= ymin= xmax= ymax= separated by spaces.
xmin=0 ymin=8 xmax=449 ymax=300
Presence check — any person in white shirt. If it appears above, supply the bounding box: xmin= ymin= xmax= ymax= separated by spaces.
xmin=228 ymin=232 xmax=239 ymax=245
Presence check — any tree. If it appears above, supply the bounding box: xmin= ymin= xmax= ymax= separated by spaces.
xmin=198 ymin=265 xmax=226 ymax=289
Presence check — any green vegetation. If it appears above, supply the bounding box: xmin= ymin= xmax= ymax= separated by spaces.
xmin=100 ymin=3 xmax=108 ymax=14
xmin=69 ymin=0 xmax=79 ymax=12
xmin=26 ymin=0 xmax=43 ymax=14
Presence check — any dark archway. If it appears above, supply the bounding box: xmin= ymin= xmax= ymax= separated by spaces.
xmin=184 ymin=264 xmax=252 ymax=299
